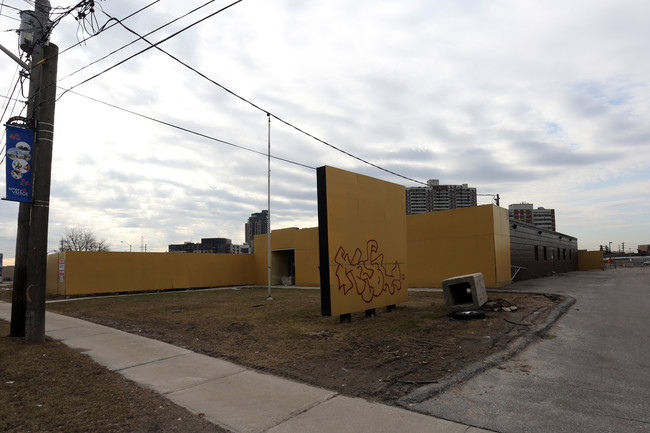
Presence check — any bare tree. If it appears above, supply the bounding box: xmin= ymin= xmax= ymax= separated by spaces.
xmin=58 ymin=228 xmax=110 ymax=252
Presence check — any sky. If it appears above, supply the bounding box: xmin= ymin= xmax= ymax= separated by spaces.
xmin=1 ymin=0 xmax=649 ymax=265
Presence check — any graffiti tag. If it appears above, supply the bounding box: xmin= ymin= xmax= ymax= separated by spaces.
xmin=334 ymin=240 xmax=405 ymax=303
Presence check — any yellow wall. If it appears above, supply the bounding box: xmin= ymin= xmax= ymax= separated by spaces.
xmin=253 ymin=227 xmax=320 ymax=286
xmin=577 ymin=250 xmax=605 ymax=271
xmin=318 ymin=166 xmax=408 ymax=316
xmin=252 ymin=204 xmax=513 ymax=292
xmin=47 ymin=251 xmax=255 ymax=296
xmin=46 ymin=206 xmax=514 ymax=296
xmin=492 ymin=205 xmax=512 ymax=286
xmin=47 ymin=253 xmax=62 ymax=294
xmin=406 ymin=205 xmax=511 ymax=288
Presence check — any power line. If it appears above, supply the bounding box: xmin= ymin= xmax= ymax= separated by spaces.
xmin=0 ymin=9 xmax=19 ymax=19
xmin=52 ymin=0 xmax=427 ymax=186
xmin=43 ymin=1 xmax=100 ymax=45
xmin=57 ymin=0 xmax=161 ymax=57
xmin=63 ymin=87 xmax=316 ymax=170
xmin=57 ymin=0 xmax=245 ymax=100
xmin=1 ymin=61 xmax=21 ymax=113
xmin=1 ymin=3 xmax=21 ymax=12
xmin=1 ymin=76 xmax=21 ymax=121
xmin=108 ymin=14 xmax=428 ymax=186
xmin=0 ymin=0 xmax=161 ymax=121
xmin=0 ymin=12 xmax=20 ymax=21
xmin=0 ymin=67 xmax=25 ymax=165
xmin=59 ymin=0 xmax=215 ymax=83
xmin=58 ymin=1 xmax=427 ymax=186
xmin=0 ymin=95 xmax=26 ymax=165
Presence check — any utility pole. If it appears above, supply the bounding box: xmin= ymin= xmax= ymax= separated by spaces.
xmin=7 ymin=0 xmax=57 ymax=343
xmin=10 ymin=3 xmax=48 ymax=338
xmin=24 ymin=42 xmax=58 ymax=343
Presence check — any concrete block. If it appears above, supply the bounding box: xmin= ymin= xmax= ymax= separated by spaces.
xmin=442 ymin=272 xmax=487 ymax=312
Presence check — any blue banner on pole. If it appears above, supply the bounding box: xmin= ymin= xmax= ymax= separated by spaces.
xmin=5 ymin=124 xmax=34 ymax=202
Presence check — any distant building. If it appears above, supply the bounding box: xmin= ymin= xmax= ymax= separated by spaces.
xmin=245 ymin=210 xmax=269 ymax=252
xmin=405 ymin=186 xmax=431 ymax=214
xmin=168 ymin=241 xmax=201 ymax=253
xmin=406 ymin=179 xmax=477 ymax=214
xmin=201 ymin=238 xmax=233 ymax=254
xmin=509 ymin=219 xmax=577 ymax=281
xmin=168 ymin=237 xmax=232 ymax=254
xmin=232 ymin=243 xmax=251 ymax=254
xmin=1 ymin=265 xmax=14 ymax=282
xmin=638 ymin=244 xmax=649 ymax=254
xmin=509 ymin=203 xmax=556 ymax=231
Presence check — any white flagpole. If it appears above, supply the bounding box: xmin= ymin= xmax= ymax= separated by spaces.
xmin=266 ymin=113 xmax=273 ymax=300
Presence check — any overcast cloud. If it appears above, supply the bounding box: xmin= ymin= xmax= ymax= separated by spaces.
xmin=1 ymin=0 xmax=649 ymax=263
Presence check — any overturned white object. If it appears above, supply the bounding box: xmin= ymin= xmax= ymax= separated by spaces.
xmin=442 ymin=272 xmax=487 ymax=312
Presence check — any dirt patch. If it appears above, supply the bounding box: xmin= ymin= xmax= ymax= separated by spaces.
xmin=0 ymin=321 xmax=226 ymax=433
xmin=45 ymin=287 xmax=560 ymax=403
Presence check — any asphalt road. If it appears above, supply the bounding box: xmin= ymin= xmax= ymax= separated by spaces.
xmin=408 ymin=267 xmax=650 ymax=433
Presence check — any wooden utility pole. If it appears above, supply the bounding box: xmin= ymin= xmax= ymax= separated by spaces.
xmin=9 ymin=3 xmax=47 ymax=338
xmin=8 ymin=0 xmax=57 ymax=343
xmin=24 ymin=42 xmax=58 ymax=343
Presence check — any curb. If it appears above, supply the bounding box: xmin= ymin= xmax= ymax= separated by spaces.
xmin=396 ymin=293 xmax=576 ymax=407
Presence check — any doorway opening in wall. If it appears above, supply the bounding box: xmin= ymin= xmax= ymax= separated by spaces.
xmin=272 ymin=249 xmax=295 ymax=286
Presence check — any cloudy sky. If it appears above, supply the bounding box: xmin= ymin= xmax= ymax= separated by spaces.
xmin=1 ymin=0 xmax=649 ymax=264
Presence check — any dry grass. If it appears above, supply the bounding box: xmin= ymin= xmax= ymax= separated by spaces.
xmin=45 ymin=287 xmax=558 ymax=402
xmin=0 ymin=285 xmax=559 ymax=431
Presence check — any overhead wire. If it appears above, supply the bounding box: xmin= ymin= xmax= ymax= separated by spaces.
xmin=108 ymin=14 xmax=428 ymax=186
xmin=57 ymin=0 xmax=161 ymax=56
xmin=1 ymin=66 xmax=21 ymax=119
xmin=0 ymin=15 xmax=21 ymax=23
xmin=1 ymin=2 xmax=21 ymax=12
xmin=63 ymin=87 xmax=316 ymax=171
xmin=32 ymin=2 xmax=313 ymax=171
xmin=56 ymin=0 xmax=246 ymax=100
xmin=1 ymin=0 xmax=155 ymax=162
xmin=57 ymin=1 xmax=427 ymax=186
xmin=0 ymin=1 xmax=160 ymax=117
xmin=0 ymin=64 xmax=25 ymax=165
xmin=0 ymin=2 xmax=20 ymax=21
xmin=42 ymin=1 xmax=96 ymax=44
xmin=59 ymin=0 xmax=215 ymax=83
xmin=13 ymin=0 xmax=426 ymax=186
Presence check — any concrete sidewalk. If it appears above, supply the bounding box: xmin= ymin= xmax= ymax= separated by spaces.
xmin=0 ymin=302 xmax=490 ymax=433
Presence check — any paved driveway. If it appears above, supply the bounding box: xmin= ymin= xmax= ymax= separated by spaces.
xmin=408 ymin=268 xmax=650 ymax=433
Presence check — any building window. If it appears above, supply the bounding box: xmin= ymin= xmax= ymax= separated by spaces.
xmin=543 ymin=246 xmax=547 ymax=261
xmin=557 ymin=248 xmax=561 ymax=260
xmin=534 ymin=245 xmax=539 ymax=261
xmin=563 ymin=248 xmax=566 ymax=260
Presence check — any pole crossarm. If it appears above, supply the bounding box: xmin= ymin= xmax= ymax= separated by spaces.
xmin=0 ymin=43 xmax=29 ymax=69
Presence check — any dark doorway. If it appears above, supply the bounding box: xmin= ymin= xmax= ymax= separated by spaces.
xmin=272 ymin=249 xmax=295 ymax=285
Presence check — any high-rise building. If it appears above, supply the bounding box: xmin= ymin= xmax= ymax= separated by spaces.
xmin=509 ymin=203 xmax=556 ymax=231
xmin=245 ymin=210 xmax=269 ymax=252
xmin=406 ymin=179 xmax=477 ymax=214
xmin=405 ymin=186 xmax=431 ymax=214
